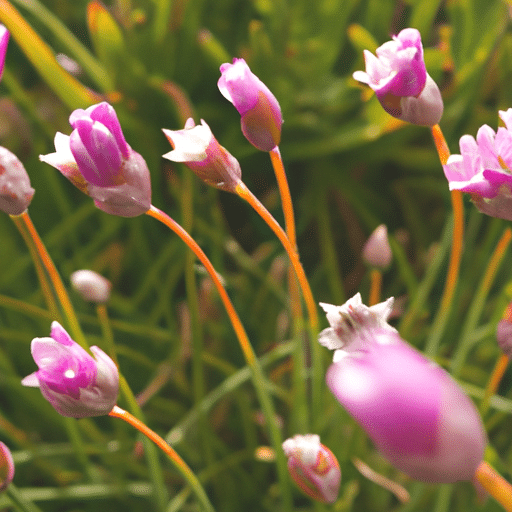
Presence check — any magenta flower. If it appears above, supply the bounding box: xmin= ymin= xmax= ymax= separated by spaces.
xmin=0 ymin=442 xmax=14 ymax=492
xmin=319 ymin=294 xmax=486 ymax=483
xmin=442 ymin=109 xmax=512 ymax=220
xmin=22 ymin=322 xmax=119 ymax=418
xmin=353 ymin=28 xmax=443 ymax=126
xmin=162 ymin=118 xmax=242 ymax=192
xmin=282 ymin=434 xmax=341 ymax=504
xmin=218 ymin=58 xmax=282 ymax=151
xmin=0 ymin=25 xmax=9 ymax=82
xmin=40 ymin=102 xmax=151 ymax=217
xmin=0 ymin=146 xmax=35 ymax=215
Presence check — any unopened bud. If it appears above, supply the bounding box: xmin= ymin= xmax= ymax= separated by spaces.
xmin=362 ymin=224 xmax=392 ymax=269
xmin=0 ymin=442 xmax=14 ymax=491
xmin=71 ymin=270 xmax=111 ymax=303
xmin=0 ymin=146 xmax=35 ymax=215
xmin=282 ymin=434 xmax=341 ymax=503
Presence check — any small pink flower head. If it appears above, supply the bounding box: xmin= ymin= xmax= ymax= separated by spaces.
xmin=0 ymin=25 xmax=9 ymax=81
xmin=40 ymin=102 xmax=151 ymax=217
xmin=162 ymin=118 xmax=242 ymax=192
xmin=22 ymin=322 xmax=119 ymax=418
xmin=353 ymin=28 xmax=443 ymax=126
xmin=0 ymin=442 xmax=14 ymax=492
xmin=71 ymin=269 xmax=111 ymax=304
xmin=0 ymin=146 xmax=35 ymax=215
xmin=282 ymin=434 xmax=341 ymax=504
xmin=362 ymin=224 xmax=392 ymax=269
xmin=443 ymin=109 xmax=512 ymax=220
xmin=319 ymin=294 xmax=486 ymax=483
xmin=218 ymin=58 xmax=282 ymax=151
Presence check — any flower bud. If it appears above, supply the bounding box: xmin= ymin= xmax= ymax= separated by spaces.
xmin=0 ymin=146 xmax=35 ymax=215
xmin=282 ymin=434 xmax=341 ymax=503
xmin=22 ymin=321 xmax=119 ymax=418
xmin=218 ymin=58 xmax=282 ymax=151
xmin=362 ymin=224 xmax=392 ymax=269
xmin=40 ymin=102 xmax=151 ymax=217
xmin=162 ymin=118 xmax=242 ymax=192
xmin=319 ymin=294 xmax=486 ymax=483
xmin=0 ymin=442 xmax=14 ymax=491
xmin=71 ymin=269 xmax=111 ymax=303
xmin=353 ymin=28 xmax=443 ymax=126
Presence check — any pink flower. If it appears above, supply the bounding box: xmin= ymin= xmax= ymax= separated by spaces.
xmin=0 ymin=146 xmax=35 ymax=215
xmin=353 ymin=28 xmax=443 ymax=126
xmin=0 ymin=25 xmax=9 ymax=81
xmin=0 ymin=442 xmax=14 ymax=491
xmin=319 ymin=294 xmax=486 ymax=483
xmin=282 ymin=434 xmax=341 ymax=503
xmin=22 ymin=322 xmax=119 ymax=418
xmin=218 ymin=58 xmax=282 ymax=151
xmin=443 ymin=109 xmax=512 ymax=220
xmin=40 ymin=102 xmax=151 ymax=217
xmin=162 ymin=118 xmax=242 ymax=192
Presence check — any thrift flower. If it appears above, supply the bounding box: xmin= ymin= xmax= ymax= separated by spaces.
xmin=282 ymin=434 xmax=341 ymax=503
xmin=71 ymin=269 xmax=112 ymax=303
xmin=443 ymin=109 xmax=512 ymax=221
xmin=353 ymin=28 xmax=443 ymax=126
xmin=0 ymin=146 xmax=35 ymax=215
xmin=218 ymin=58 xmax=282 ymax=151
xmin=0 ymin=442 xmax=14 ymax=492
xmin=22 ymin=321 xmax=119 ymax=418
xmin=40 ymin=102 xmax=151 ymax=217
xmin=162 ymin=118 xmax=242 ymax=192
xmin=362 ymin=224 xmax=392 ymax=269
xmin=319 ymin=294 xmax=486 ymax=483
xmin=0 ymin=25 xmax=9 ymax=81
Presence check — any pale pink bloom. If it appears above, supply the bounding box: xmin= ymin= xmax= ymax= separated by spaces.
xmin=0 ymin=146 xmax=35 ymax=215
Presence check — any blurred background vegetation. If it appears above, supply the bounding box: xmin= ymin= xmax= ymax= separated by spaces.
xmin=1 ymin=0 xmax=512 ymax=510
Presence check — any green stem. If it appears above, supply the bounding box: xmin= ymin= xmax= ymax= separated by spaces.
xmin=5 ymin=484 xmax=45 ymax=512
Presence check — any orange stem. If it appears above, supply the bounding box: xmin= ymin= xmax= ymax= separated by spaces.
xmin=440 ymin=189 xmax=464 ymax=314
xmin=431 ymin=123 xmax=451 ymax=165
xmin=145 ymin=205 xmax=291 ymax=505
xmin=235 ymin=182 xmax=318 ymax=331
xmin=269 ymin=147 xmax=296 ymax=249
xmin=481 ymin=353 xmax=510 ymax=414
xmin=18 ymin=211 xmax=88 ymax=349
xmin=474 ymin=461 xmax=512 ymax=511
xmin=369 ymin=269 xmax=382 ymax=307
xmin=109 ymin=405 xmax=214 ymax=512
xmin=146 ymin=205 xmax=255 ymax=364
xmin=270 ymin=147 xmax=302 ymax=320
xmin=430 ymin=124 xmax=463 ymax=314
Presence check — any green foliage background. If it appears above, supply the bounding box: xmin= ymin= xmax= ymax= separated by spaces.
xmin=1 ymin=0 xmax=512 ymax=510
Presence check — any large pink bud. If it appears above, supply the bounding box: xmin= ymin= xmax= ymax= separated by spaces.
xmin=319 ymin=294 xmax=486 ymax=483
